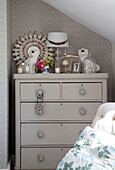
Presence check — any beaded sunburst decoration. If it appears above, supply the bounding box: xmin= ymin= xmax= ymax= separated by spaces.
xmin=12 ymin=31 xmax=55 ymax=65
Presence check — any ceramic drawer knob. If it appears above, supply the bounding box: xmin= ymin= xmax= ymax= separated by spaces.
xmin=38 ymin=131 xmax=44 ymax=138
xmin=79 ymin=108 xmax=86 ymax=115
xmin=38 ymin=154 xmax=44 ymax=161
xmin=79 ymin=89 xmax=85 ymax=95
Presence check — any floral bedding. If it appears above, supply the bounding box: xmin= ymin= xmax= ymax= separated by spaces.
xmin=56 ymin=126 xmax=115 ymax=170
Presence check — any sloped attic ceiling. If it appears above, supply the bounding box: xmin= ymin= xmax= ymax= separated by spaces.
xmin=42 ymin=0 xmax=115 ymax=42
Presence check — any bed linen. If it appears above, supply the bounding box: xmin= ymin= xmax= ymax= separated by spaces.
xmin=56 ymin=126 xmax=115 ymax=170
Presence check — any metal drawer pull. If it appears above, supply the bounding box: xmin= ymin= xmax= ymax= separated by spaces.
xmin=36 ymin=89 xmax=44 ymax=115
xmin=37 ymin=89 xmax=43 ymax=99
xmin=79 ymin=108 xmax=86 ymax=115
xmin=38 ymin=131 xmax=44 ymax=138
xmin=79 ymin=89 xmax=85 ymax=95
xmin=38 ymin=154 xmax=44 ymax=161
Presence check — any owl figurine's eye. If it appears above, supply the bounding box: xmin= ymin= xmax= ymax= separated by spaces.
xmin=32 ymin=50 xmax=35 ymax=53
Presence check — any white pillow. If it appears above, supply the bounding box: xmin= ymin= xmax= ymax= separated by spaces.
xmin=94 ymin=110 xmax=115 ymax=135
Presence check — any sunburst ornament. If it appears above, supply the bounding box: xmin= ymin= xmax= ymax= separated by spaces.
xmin=12 ymin=31 xmax=55 ymax=66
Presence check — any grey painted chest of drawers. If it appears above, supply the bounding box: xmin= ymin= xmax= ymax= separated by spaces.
xmin=14 ymin=73 xmax=108 ymax=170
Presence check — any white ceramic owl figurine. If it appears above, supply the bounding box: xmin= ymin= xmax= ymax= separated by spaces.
xmin=27 ymin=47 xmax=40 ymax=73
xmin=78 ymin=48 xmax=100 ymax=73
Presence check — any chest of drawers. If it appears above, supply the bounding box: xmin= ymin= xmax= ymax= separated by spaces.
xmin=14 ymin=73 xmax=108 ymax=170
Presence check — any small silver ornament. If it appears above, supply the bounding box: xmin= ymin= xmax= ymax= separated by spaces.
xmin=61 ymin=51 xmax=70 ymax=73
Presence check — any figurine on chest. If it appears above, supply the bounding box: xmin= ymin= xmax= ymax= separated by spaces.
xmin=27 ymin=46 xmax=40 ymax=73
xmin=78 ymin=48 xmax=100 ymax=73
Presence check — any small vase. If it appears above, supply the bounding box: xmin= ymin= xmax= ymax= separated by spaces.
xmin=42 ymin=66 xmax=49 ymax=73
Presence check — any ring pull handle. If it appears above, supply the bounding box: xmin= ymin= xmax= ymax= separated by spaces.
xmin=79 ymin=108 xmax=86 ymax=115
xmin=36 ymin=89 xmax=44 ymax=114
xmin=79 ymin=89 xmax=85 ymax=95
xmin=37 ymin=89 xmax=44 ymax=99
xmin=38 ymin=154 xmax=44 ymax=161
xmin=38 ymin=131 xmax=44 ymax=138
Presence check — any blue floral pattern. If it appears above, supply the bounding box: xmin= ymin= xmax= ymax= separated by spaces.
xmin=57 ymin=126 xmax=115 ymax=170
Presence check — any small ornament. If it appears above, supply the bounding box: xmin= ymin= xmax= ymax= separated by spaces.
xmin=55 ymin=67 xmax=60 ymax=73
xmin=42 ymin=66 xmax=49 ymax=73
xmin=78 ymin=48 xmax=100 ymax=73
xmin=17 ymin=63 xmax=24 ymax=74
xmin=82 ymin=54 xmax=100 ymax=73
xmin=61 ymin=50 xmax=70 ymax=73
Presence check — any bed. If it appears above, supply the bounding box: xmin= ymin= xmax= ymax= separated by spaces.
xmin=56 ymin=103 xmax=115 ymax=170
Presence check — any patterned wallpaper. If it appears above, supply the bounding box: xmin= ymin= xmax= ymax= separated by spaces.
xmin=12 ymin=0 xmax=112 ymax=100
xmin=0 ymin=0 xmax=11 ymax=168
xmin=7 ymin=0 xmax=12 ymax=163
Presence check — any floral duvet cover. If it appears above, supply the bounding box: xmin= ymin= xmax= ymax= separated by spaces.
xmin=56 ymin=126 xmax=115 ymax=170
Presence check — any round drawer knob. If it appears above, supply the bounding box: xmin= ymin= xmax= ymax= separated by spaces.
xmin=79 ymin=89 xmax=85 ymax=95
xmin=79 ymin=108 xmax=86 ymax=115
xmin=38 ymin=154 xmax=44 ymax=161
xmin=38 ymin=131 xmax=44 ymax=138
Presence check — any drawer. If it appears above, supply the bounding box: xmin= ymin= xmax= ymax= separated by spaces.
xmin=21 ymin=123 xmax=89 ymax=145
xmin=21 ymin=102 xmax=101 ymax=121
xmin=20 ymin=83 xmax=60 ymax=101
xmin=21 ymin=148 xmax=70 ymax=169
xmin=63 ymin=83 xmax=102 ymax=100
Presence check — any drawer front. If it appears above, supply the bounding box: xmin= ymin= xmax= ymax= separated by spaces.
xmin=21 ymin=148 xmax=70 ymax=169
xmin=21 ymin=83 xmax=60 ymax=101
xmin=21 ymin=102 xmax=101 ymax=121
xmin=21 ymin=123 xmax=89 ymax=145
xmin=63 ymin=83 xmax=102 ymax=100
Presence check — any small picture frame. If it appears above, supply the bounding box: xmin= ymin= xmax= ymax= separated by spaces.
xmin=72 ymin=61 xmax=81 ymax=73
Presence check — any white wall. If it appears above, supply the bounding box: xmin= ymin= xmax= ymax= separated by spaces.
xmin=112 ymin=42 xmax=115 ymax=101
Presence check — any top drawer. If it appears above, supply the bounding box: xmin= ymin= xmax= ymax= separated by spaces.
xmin=63 ymin=83 xmax=102 ymax=101
xmin=21 ymin=83 xmax=60 ymax=101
